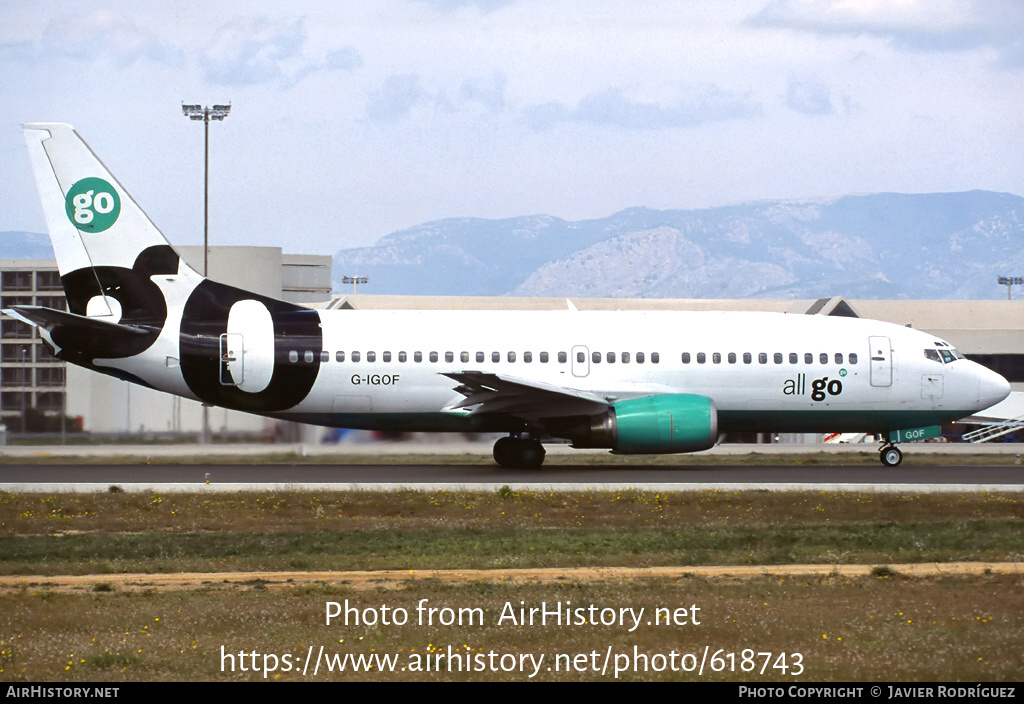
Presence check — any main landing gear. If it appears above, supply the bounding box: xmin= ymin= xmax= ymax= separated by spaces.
xmin=879 ymin=443 xmax=903 ymax=467
xmin=493 ymin=434 xmax=546 ymax=469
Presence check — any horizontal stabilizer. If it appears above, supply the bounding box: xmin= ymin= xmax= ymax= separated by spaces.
xmin=3 ymin=305 xmax=151 ymax=363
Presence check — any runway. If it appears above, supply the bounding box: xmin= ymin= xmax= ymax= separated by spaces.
xmin=2 ymin=461 xmax=1023 ymax=492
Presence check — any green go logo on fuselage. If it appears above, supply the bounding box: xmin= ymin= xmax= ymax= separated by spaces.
xmin=65 ymin=177 xmax=121 ymax=232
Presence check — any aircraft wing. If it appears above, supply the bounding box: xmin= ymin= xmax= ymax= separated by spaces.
xmin=440 ymin=371 xmax=611 ymax=419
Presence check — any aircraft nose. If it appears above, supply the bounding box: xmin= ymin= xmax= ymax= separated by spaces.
xmin=977 ymin=365 xmax=1011 ymax=409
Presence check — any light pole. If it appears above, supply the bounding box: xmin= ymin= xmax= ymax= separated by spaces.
xmin=342 ymin=275 xmax=369 ymax=294
xmin=181 ymin=103 xmax=231 ymax=277
xmin=997 ymin=276 xmax=1023 ymax=301
xmin=182 ymin=103 xmax=230 ymax=444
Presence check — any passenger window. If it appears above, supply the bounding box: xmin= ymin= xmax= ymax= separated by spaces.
xmin=430 ymin=352 xmax=438 ymax=362
xmin=398 ymin=351 xmax=407 ymax=363
xmin=849 ymin=353 xmax=858 ymax=364
xmin=622 ymin=352 xmax=630 ymax=363
xmin=508 ymin=351 xmax=516 ymax=363
xmin=651 ymin=352 xmax=659 ymax=364
xmin=713 ymin=353 xmax=721 ymax=364
xmin=820 ymin=353 xmax=828 ymax=364
xmin=524 ymin=351 xmax=532 ymax=363
xmin=592 ymin=351 xmax=601 ymax=364
xmin=492 ymin=352 xmax=500 ymax=363
xmin=787 ymin=353 xmax=796 ymax=364
xmin=606 ymin=352 xmax=615 ymax=363
xmin=728 ymin=352 xmax=736 ymax=364
xmin=319 ymin=351 xmax=328 ymax=363
xmin=577 ymin=351 xmax=585 ymax=363
xmin=445 ymin=352 xmax=454 ymax=363
xmin=759 ymin=353 xmax=767 ymax=364
xmin=414 ymin=352 xmax=422 ymax=363
xmin=476 ymin=352 xmax=485 ymax=363
xmin=289 ymin=350 xmax=298 ymax=363
xmin=774 ymin=353 xmax=783 ymax=364
xmin=352 ymin=351 xmax=361 ymax=363
xmin=336 ymin=351 xmax=345 ymax=363
xmin=637 ymin=352 xmax=645 ymax=363
xmin=541 ymin=352 xmax=550 ymax=363
xmin=743 ymin=352 xmax=751 ymax=364
xmin=558 ymin=352 xmax=566 ymax=363
xmin=367 ymin=351 xmax=376 ymax=362
xmin=835 ymin=353 xmax=843 ymax=364
xmin=461 ymin=352 xmax=469 ymax=363
xmin=682 ymin=352 xmax=691 ymax=363
xmin=696 ymin=352 xmax=706 ymax=364
xmin=804 ymin=353 xmax=812 ymax=364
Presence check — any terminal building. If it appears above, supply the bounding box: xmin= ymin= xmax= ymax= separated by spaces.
xmin=2 ymin=250 xmax=1021 ymax=440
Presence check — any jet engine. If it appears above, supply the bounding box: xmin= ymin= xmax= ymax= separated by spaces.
xmin=569 ymin=394 xmax=718 ymax=454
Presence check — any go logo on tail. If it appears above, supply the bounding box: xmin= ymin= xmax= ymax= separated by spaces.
xmin=65 ymin=177 xmax=121 ymax=232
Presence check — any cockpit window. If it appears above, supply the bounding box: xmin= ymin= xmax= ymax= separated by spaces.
xmin=926 ymin=347 xmax=964 ymax=364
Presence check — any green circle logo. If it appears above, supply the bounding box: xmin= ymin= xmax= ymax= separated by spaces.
xmin=839 ymin=368 xmax=848 ymax=377
xmin=65 ymin=177 xmax=121 ymax=232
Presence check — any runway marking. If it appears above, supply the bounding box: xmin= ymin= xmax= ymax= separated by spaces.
xmin=1 ymin=562 xmax=1020 ymax=592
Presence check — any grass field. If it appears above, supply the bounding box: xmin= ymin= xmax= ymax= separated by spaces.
xmin=1 ymin=487 xmax=1022 ymax=681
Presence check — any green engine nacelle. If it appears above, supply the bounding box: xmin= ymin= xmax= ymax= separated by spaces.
xmin=573 ymin=394 xmax=718 ymax=454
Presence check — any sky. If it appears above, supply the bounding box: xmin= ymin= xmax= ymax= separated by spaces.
xmin=2 ymin=0 xmax=1023 ymax=255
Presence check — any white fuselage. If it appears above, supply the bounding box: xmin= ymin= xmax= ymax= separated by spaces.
xmin=105 ymin=304 xmax=1007 ymax=435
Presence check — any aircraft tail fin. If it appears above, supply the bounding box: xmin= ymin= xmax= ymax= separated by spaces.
xmin=22 ymin=123 xmax=203 ymax=320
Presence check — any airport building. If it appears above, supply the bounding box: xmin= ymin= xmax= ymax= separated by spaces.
xmin=2 ymin=251 xmax=1021 ymax=440
xmin=0 ymin=260 xmax=67 ymax=432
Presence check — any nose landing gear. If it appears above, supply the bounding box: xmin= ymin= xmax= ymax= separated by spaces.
xmin=493 ymin=434 xmax=546 ymax=469
xmin=879 ymin=443 xmax=903 ymax=467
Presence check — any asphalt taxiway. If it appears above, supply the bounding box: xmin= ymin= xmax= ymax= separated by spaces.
xmin=1 ymin=441 xmax=1022 ymax=491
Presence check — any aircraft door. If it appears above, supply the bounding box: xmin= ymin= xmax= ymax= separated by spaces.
xmin=219 ymin=333 xmax=243 ymax=385
xmin=868 ymin=336 xmax=892 ymax=387
xmin=225 ymin=299 xmax=276 ymax=394
xmin=571 ymin=345 xmax=590 ymax=377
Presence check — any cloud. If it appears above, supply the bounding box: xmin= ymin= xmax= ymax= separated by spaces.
xmin=201 ymin=17 xmax=361 ymax=87
xmin=785 ymin=75 xmax=834 ymax=115
xmin=0 ymin=10 xmax=181 ymax=67
xmin=524 ymin=86 xmax=761 ymax=131
xmin=202 ymin=17 xmax=306 ymax=86
xmin=459 ymin=72 xmax=507 ymax=111
xmin=412 ymin=0 xmax=515 ymax=13
xmin=366 ymin=75 xmax=432 ymax=122
xmin=365 ymin=72 xmax=510 ymax=122
xmin=750 ymin=0 xmax=1024 ymax=65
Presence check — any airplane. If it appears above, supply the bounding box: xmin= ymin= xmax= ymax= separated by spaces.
xmin=4 ymin=123 xmax=1011 ymax=468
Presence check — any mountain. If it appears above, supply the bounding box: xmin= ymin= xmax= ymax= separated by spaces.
xmin=7 ymin=191 xmax=1023 ymax=300
xmin=332 ymin=191 xmax=1024 ymax=299
xmin=0 ymin=231 xmax=55 ymax=260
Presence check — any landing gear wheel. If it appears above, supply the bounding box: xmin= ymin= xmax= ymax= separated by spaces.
xmin=493 ymin=437 xmax=517 ymax=467
xmin=880 ymin=446 xmax=903 ymax=467
xmin=493 ymin=437 xmax=546 ymax=469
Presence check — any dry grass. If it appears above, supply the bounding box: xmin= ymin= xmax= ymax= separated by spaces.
xmin=1 ymin=575 xmax=1022 ymax=681
xmin=1 ymin=488 xmax=1022 ymax=681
